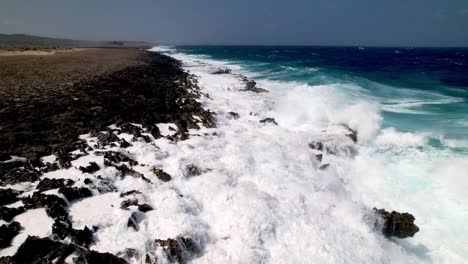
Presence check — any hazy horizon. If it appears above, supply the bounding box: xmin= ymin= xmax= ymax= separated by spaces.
xmin=1 ymin=0 xmax=468 ymax=47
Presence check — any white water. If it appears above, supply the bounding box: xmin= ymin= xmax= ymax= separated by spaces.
xmin=143 ymin=47 xmax=466 ymax=263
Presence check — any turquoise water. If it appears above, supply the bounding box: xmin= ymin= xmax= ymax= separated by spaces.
xmin=175 ymin=46 xmax=468 ymax=150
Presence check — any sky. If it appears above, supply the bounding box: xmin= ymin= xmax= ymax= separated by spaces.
xmin=1 ymin=0 xmax=468 ymax=47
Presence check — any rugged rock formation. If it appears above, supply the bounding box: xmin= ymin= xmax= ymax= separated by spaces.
xmin=374 ymin=208 xmax=420 ymax=238
xmin=2 ymin=236 xmax=127 ymax=264
xmin=155 ymin=237 xmax=200 ymax=264
xmin=0 ymin=221 xmax=22 ymax=249
xmin=153 ymin=168 xmax=172 ymax=182
xmin=240 ymin=77 xmax=268 ymax=93
xmin=260 ymin=118 xmax=278 ymax=125
xmin=212 ymin=68 xmax=231 ymax=74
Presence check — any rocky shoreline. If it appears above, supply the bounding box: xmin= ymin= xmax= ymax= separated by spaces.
xmin=0 ymin=50 xmax=419 ymax=263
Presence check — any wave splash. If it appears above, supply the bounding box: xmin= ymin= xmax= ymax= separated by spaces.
xmin=150 ymin=46 xmax=468 ymax=263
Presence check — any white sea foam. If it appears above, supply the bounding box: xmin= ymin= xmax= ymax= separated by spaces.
xmin=146 ymin=46 xmax=468 ymax=263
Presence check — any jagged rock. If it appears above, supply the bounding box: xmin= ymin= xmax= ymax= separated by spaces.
xmin=315 ymin=154 xmax=323 ymax=162
xmin=138 ymin=204 xmax=153 ymax=213
xmin=148 ymin=125 xmax=162 ymax=140
xmin=308 ymin=141 xmax=323 ymax=151
xmin=155 ymin=237 xmax=200 ymax=264
xmin=36 ymin=178 xmax=74 ymax=192
xmin=117 ymin=248 xmax=140 ymax=261
xmin=185 ymin=164 xmax=202 ymax=177
xmin=84 ymin=178 xmax=92 ymax=184
xmin=96 ymin=131 xmax=120 ymax=148
xmin=121 ymin=199 xmax=139 ymax=210
xmin=212 ymin=68 xmax=231 ymax=74
xmin=342 ymin=124 xmax=358 ymax=143
xmin=259 ymin=118 xmax=278 ymax=125
xmin=52 ymin=218 xmax=72 ymax=240
xmin=21 ymin=192 xmax=68 ymax=220
xmin=104 ymin=151 xmax=138 ymax=166
xmin=117 ymin=165 xmax=150 ymax=182
xmin=241 ymin=78 xmax=268 ymax=93
xmin=152 ymin=168 xmax=172 ymax=182
xmin=54 ymin=150 xmax=72 ymax=169
xmin=58 ymin=187 xmax=92 ymax=202
xmin=6 ymin=236 xmax=127 ymax=264
xmin=118 ymin=122 xmax=144 ymax=138
xmin=119 ymin=138 xmax=132 ymax=148
xmin=0 ymin=162 xmax=40 ymax=185
xmin=319 ymin=164 xmax=330 ymax=170
xmin=0 ymin=188 xmax=21 ymax=206
xmin=0 ymin=221 xmax=22 ymax=249
xmin=227 ymin=112 xmax=240 ymax=119
xmin=0 ymin=206 xmax=25 ymax=222
xmin=75 ymin=250 xmax=128 ymax=264
xmin=70 ymin=226 xmax=94 ymax=247
xmin=120 ymin=190 xmax=141 ymax=197
xmin=373 ymin=208 xmax=420 ymax=238
xmin=79 ymin=161 xmax=100 ymax=174
xmin=127 ymin=212 xmax=144 ymax=231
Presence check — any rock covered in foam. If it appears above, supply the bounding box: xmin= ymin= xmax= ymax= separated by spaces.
xmin=3 ymin=236 xmax=127 ymax=264
xmin=155 ymin=237 xmax=200 ymax=264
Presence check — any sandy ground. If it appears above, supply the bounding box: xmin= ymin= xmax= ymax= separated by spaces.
xmin=0 ymin=48 xmax=86 ymax=56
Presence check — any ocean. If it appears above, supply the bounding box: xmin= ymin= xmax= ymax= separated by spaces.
xmin=152 ymin=46 xmax=468 ymax=263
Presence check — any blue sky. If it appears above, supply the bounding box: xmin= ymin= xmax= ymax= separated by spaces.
xmin=1 ymin=0 xmax=467 ymax=46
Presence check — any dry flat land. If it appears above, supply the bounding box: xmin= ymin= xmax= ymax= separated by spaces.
xmin=0 ymin=47 xmax=214 ymax=161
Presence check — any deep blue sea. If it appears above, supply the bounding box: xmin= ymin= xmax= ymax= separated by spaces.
xmin=176 ymin=46 xmax=468 ymax=145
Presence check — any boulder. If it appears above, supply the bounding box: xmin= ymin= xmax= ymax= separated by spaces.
xmin=373 ymin=208 xmax=420 ymax=238
xmin=155 ymin=237 xmax=200 ymax=264
xmin=0 ymin=206 xmax=25 ymax=222
xmin=259 ymin=118 xmax=278 ymax=125
xmin=185 ymin=164 xmax=203 ymax=177
xmin=0 ymin=221 xmax=22 ymax=249
xmin=241 ymin=78 xmax=268 ymax=93
xmin=212 ymin=68 xmax=231 ymax=74
xmin=70 ymin=226 xmax=94 ymax=247
xmin=104 ymin=151 xmax=138 ymax=167
xmin=0 ymin=188 xmax=21 ymax=206
xmin=36 ymin=178 xmax=74 ymax=192
xmin=5 ymin=236 xmax=127 ymax=264
xmin=79 ymin=161 xmax=100 ymax=174
xmin=152 ymin=168 xmax=172 ymax=182
xmin=138 ymin=204 xmax=153 ymax=213
xmin=58 ymin=187 xmax=92 ymax=202
xmin=227 ymin=112 xmax=240 ymax=120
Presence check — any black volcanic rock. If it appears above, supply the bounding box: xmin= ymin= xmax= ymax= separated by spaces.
xmin=374 ymin=208 xmax=420 ymax=238
xmin=70 ymin=226 xmax=94 ymax=247
xmin=152 ymin=168 xmax=172 ymax=182
xmin=155 ymin=237 xmax=200 ymax=264
xmin=212 ymin=68 xmax=231 ymax=74
xmin=138 ymin=204 xmax=153 ymax=213
xmin=0 ymin=206 xmax=25 ymax=222
xmin=0 ymin=221 xmax=22 ymax=249
xmin=0 ymin=188 xmax=21 ymax=206
xmin=5 ymin=236 xmax=127 ymax=264
xmin=0 ymin=163 xmax=40 ymax=185
xmin=79 ymin=161 xmax=100 ymax=174
xmin=58 ymin=187 xmax=92 ymax=202
xmin=104 ymin=151 xmax=138 ymax=167
xmin=241 ymin=77 xmax=268 ymax=93
xmin=36 ymin=178 xmax=74 ymax=192
xmin=260 ymin=118 xmax=278 ymax=125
